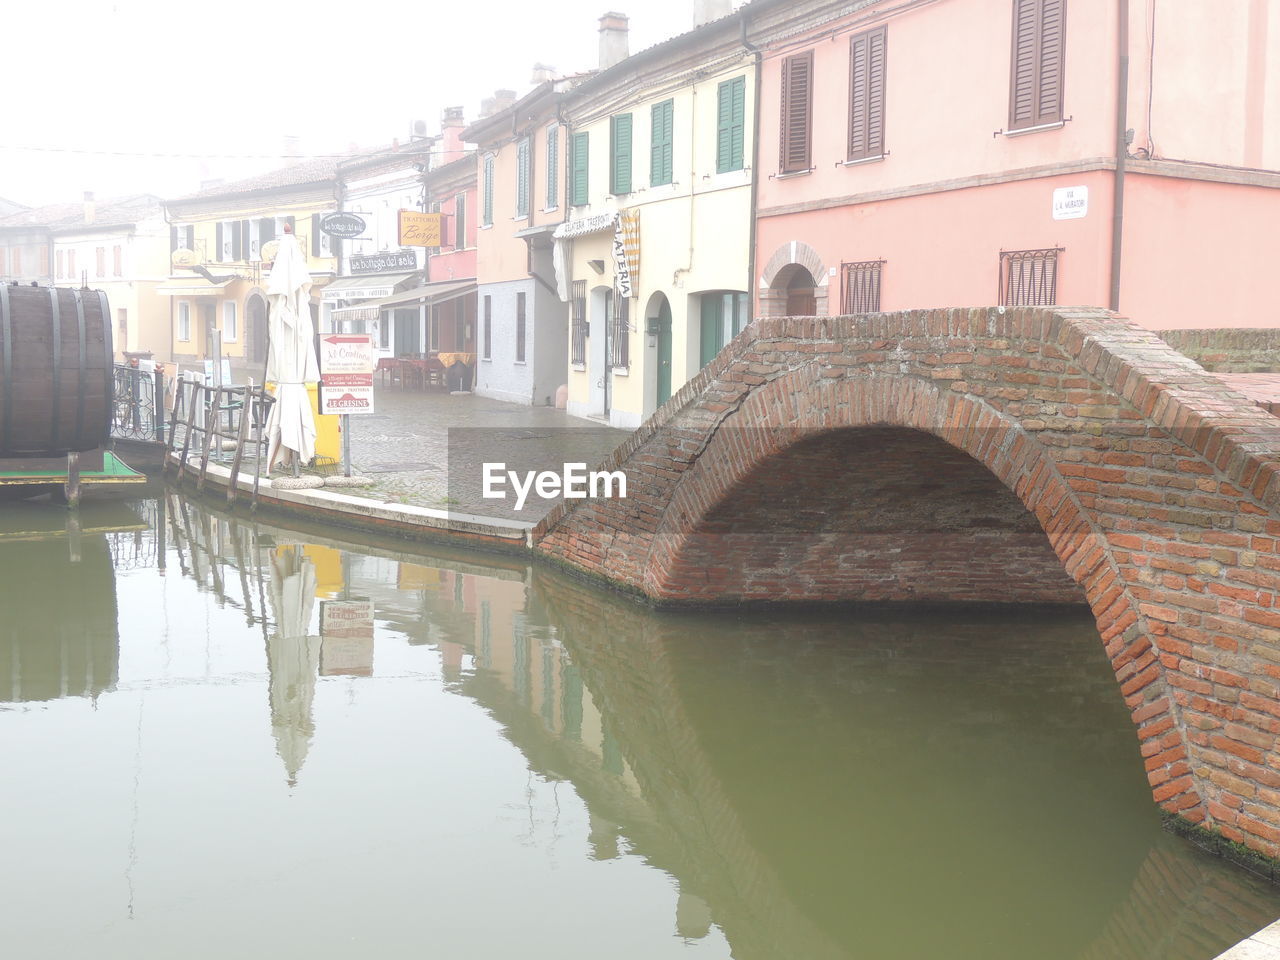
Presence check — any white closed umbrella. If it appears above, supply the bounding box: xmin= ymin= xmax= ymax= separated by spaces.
xmin=263 ymin=228 xmax=320 ymax=472
xmin=266 ymin=544 xmax=321 ymax=786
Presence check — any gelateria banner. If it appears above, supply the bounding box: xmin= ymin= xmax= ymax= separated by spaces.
xmin=612 ymin=209 xmax=640 ymax=299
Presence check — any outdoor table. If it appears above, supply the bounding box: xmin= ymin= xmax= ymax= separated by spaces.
xmin=376 ymin=357 xmax=399 ymax=386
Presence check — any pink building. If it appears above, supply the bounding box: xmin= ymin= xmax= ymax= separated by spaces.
xmin=423 ymin=107 xmax=479 ymax=386
xmin=749 ymin=0 xmax=1279 ymax=330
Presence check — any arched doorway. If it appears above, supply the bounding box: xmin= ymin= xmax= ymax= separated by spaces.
xmin=776 ymin=264 xmax=817 ymax=317
xmin=647 ymin=292 xmax=673 ymax=408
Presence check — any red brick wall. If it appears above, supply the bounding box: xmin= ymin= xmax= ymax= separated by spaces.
xmin=664 ymin=427 xmax=1083 ymax=604
xmin=534 ymin=306 xmax=1280 ymax=858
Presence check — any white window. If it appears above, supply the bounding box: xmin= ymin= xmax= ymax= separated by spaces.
xmin=220 ymin=221 xmax=235 ymax=262
xmin=178 ymin=301 xmax=191 ymax=341
xmin=222 ymin=300 xmax=238 ymax=342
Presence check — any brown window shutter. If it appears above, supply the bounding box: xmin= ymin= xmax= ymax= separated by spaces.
xmin=1009 ymin=0 xmax=1066 ymax=130
xmin=780 ymin=51 xmax=814 ymax=173
xmin=848 ymin=27 xmax=887 ymax=160
xmin=1036 ymin=0 xmax=1065 ymax=125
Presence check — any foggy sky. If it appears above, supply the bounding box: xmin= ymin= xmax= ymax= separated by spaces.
xmin=2 ymin=0 xmax=725 ymax=208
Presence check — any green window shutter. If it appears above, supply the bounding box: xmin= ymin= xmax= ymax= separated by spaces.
xmin=699 ymin=294 xmax=725 ymax=367
xmin=717 ymin=77 xmax=746 ymax=173
xmin=571 ymin=132 xmax=589 ymax=205
xmin=610 ymin=114 xmax=632 ymax=195
xmin=650 ymin=99 xmax=673 ymax=186
xmin=516 ymin=139 xmax=530 ymax=217
xmin=482 ymin=155 xmax=494 ymax=226
xmin=546 ymin=127 xmax=559 ymax=208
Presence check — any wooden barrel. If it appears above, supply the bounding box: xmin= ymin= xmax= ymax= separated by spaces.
xmin=0 ymin=285 xmax=113 ymax=457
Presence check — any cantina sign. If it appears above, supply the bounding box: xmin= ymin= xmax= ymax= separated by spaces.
xmin=320 ymin=212 xmax=367 ymax=238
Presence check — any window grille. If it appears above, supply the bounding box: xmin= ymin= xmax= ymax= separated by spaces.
xmin=610 ymin=290 xmax=630 ymax=369
xmin=999 ymin=247 xmax=1061 ymax=306
xmin=840 ymin=260 xmax=884 ymax=314
xmin=570 ymin=280 xmax=587 ymax=366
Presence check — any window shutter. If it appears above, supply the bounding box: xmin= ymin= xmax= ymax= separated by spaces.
xmin=1009 ymin=0 xmax=1065 ymax=130
xmin=780 ymin=53 xmax=814 ymax=172
xmin=546 ymin=127 xmax=559 ymax=208
xmin=185 ymin=226 xmax=194 ymax=250
xmin=231 ymin=220 xmax=241 ymax=261
xmin=849 ymin=27 xmax=888 ymax=160
xmin=1037 ymin=0 xmax=1065 ymax=125
xmin=517 ymin=139 xmax=531 ymax=217
xmin=572 ymin=133 xmax=589 ymax=205
xmin=716 ymin=77 xmax=746 ymax=174
xmin=483 ymin=155 xmax=494 ymax=225
xmin=730 ymin=76 xmax=745 ymax=170
xmin=311 ymin=214 xmax=321 ymax=256
xmin=215 ymin=222 xmax=224 ymax=262
xmin=455 ymin=194 xmax=466 ymax=247
xmin=610 ymin=114 xmax=632 ymax=195
xmin=170 ymin=225 xmax=179 ymax=253
xmin=651 ymin=100 xmax=673 ymax=186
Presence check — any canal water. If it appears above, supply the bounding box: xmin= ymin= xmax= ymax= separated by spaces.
xmin=2 ymin=495 xmax=1280 ymax=960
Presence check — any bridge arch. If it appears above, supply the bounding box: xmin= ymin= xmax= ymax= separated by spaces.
xmin=535 ymin=307 xmax=1280 ymax=856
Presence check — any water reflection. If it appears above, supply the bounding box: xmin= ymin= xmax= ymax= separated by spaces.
xmin=2 ymin=493 xmax=1279 ymax=959
xmin=0 ymin=502 xmax=129 ymax=704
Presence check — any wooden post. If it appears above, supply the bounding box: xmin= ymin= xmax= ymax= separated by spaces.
xmin=227 ymin=386 xmax=253 ymax=507
xmin=196 ymin=387 xmax=223 ymax=494
xmin=64 ymin=451 xmax=81 ymax=509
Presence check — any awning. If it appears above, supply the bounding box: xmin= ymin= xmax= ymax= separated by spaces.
xmin=321 ymin=272 xmax=417 ymax=302
xmin=156 ymin=279 xmax=232 ymax=297
xmin=552 ymin=211 xmax=618 ymax=240
xmin=329 ymin=279 xmax=476 ymax=322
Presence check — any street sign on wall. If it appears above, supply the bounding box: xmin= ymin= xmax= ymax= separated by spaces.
xmin=319 ymin=334 xmax=375 ymax=415
xmin=1052 ymin=186 xmax=1088 ymax=220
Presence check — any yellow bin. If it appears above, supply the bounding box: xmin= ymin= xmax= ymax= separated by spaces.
xmin=265 ymin=382 xmax=341 ymax=464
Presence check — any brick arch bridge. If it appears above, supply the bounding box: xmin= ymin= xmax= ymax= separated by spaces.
xmin=533 ymin=306 xmax=1280 ymax=856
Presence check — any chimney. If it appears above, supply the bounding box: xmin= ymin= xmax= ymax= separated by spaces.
xmin=598 ymin=12 xmax=629 ymax=70
xmin=693 ymin=0 xmax=732 ymax=27
xmin=531 ymin=62 xmax=556 ymax=85
xmin=82 ymin=191 xmax=95 ymax=224
xmin=441 ymin=106 xmax=465 ymax=159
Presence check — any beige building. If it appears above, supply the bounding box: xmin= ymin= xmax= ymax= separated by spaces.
xmin=163 ymin=158 xmax=341 ymax=373
xmin=0 ymin=193 xmax=170 ymax=360
xmin=557 ymin=8 xmax=756 ymax=428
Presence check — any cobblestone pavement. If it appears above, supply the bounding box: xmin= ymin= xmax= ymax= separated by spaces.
xmin=341 ymin=386 xmax=630 ymax=521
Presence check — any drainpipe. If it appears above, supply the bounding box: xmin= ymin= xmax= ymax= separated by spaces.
xmin=741 ymin=8 xmax=761 ymax=322
xmin=1109 ymin=0 xmax=1129 ymax=313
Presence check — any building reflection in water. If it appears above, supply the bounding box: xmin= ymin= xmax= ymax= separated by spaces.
xmin=151 ymin=495 xmax=1280 ymax=960
xmin=0 ymin=502 xmax=130 ymax=704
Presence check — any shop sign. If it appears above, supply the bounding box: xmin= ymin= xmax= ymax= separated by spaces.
xmin=320 ymin=599 xmax=374 ymax=676
xmin=350 ymin=250 xmax=417 ymax=273
xmin=398 ymin=210 xmax=442 ymax=247
xmin=320 ymin=212 xmax=367 ymax=238
xmin=319 ymin=334 xmax=375 ymax=415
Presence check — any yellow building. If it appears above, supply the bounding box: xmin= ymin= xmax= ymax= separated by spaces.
xmin=557 ymin=11 xmax=756 ymax=429
xmin=162 ymin=158 xmax=342 ymax=376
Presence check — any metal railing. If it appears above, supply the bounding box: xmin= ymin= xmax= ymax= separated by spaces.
xmin=110 ymin=364 xmax=166 ymax=443
xmin=164 ymin=376 xmax=276 ymax=509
